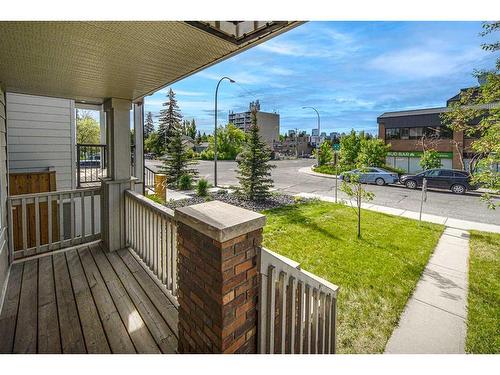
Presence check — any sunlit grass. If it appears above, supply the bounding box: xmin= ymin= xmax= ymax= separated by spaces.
xmin=466 ymin=231 xmax=500 ymax=354
xmin=262 ymin=201 xmax=444 ymax=353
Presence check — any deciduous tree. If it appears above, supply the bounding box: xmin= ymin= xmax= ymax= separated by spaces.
xmin=441 ymin=22 xmax=499 ymax=208
xmin=76 ymin=112 xmax=100 ymax=144
xmin=340 ymin=169 xmax=375 ymax=239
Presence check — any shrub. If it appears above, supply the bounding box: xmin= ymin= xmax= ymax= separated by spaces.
xmin=146 ymin=194 xmax=164 ymax=205
xmin=196 ymin=178 xmax=210 ymax=197
xmin=178 ymin=174 xmax=193 ymax=190
xmin=382 ymin=164 xmax=406 ymax=175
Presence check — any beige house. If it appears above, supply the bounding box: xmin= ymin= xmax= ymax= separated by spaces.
xmin=0 ymin=21 xmax=338 ymax=354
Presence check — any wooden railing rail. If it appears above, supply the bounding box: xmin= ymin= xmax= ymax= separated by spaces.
xmin=258 ymin=247 xmax=339 ymax=354
xmin=124 ymin=189 xmax=178 ymax=298
xmin=8 ymin=187 xmax=101 ymax=261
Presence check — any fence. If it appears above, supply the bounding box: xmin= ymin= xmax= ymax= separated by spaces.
xmin=258 ymin=247 xmax=339 ymax=354
xmin=77 ymin=144 xmax=107 ymax=187
xmin=124 ymin=189 xmax=178 ymax=298
xmin=8 ymin=187 xmax=101 ymax=261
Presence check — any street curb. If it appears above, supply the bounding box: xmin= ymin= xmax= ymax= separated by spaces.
xmin=298 ymin=166 xmax=339 ymax=179
xmin=298 ymin=166 xmax=499 ymax=197
xmin=295 ymin=192 xmax=500 ymax=234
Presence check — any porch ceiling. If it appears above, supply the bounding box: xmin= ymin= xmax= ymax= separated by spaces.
xmin=0 ymin=21 xmax=300 ymax=103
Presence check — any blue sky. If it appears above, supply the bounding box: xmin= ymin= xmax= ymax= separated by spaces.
xmin=143 ymin=21 xmax=498 ymax=136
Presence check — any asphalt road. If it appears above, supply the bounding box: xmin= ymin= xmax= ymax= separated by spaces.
xmin=146 ymin=158 xmax=500 ymax=225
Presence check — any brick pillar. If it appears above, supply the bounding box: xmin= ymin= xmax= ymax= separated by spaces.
xmin=174 ymin=201 xmax=266 ymax=354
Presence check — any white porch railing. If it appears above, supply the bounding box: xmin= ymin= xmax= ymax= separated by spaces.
xmin=258 ymin=247 xmax=339 ymax=354
xmin=7 ymin=187 xmax=101 ymax=261
xmin=124 ymin=189 xmax=178 ymax=297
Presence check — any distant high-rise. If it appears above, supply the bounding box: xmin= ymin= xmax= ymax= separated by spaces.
xmin=228 ymin=100 xmax=280 ymax=149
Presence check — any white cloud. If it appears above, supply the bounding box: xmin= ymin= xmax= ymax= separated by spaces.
xmin=267 ymin=66 xmax=295 ymax=76
xmin=257 ymin=40 xmax=325 ymax=57
xmin=156 ymin=88 xmax=205 ymax=97
xmin=368 ymin=46 xmax=480 ymax=79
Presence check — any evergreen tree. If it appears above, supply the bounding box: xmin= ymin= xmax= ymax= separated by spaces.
xmin=158 ymin=88 xmax=182 ymax=149
xmin=144 ymin=111 xmax=155 ymax=138
xmin=187 ymin=119 xmax=197 ymax=139
xmin=236 ymin=111 xmax=275 ymax=200
xmin=196 ymin=130 xmax=202 ymax=144
xmin=159 ymin=127 xmax=198 ymax=188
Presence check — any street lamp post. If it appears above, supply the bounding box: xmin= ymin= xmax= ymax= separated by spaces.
xmin=214 ymin=76 xmax=235 ymax=187
xmin=302 ymin=106 xmax=320 ymax=166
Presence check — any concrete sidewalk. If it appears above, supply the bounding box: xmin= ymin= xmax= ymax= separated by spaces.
xmin=295 ymin=192 xmax=500 ymax=233
xmin=385 ymin=227 xmax=470 ymax=353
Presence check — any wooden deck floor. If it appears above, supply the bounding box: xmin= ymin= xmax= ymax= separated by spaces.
xmin=0 ymin=242 xmax=178 ymax=353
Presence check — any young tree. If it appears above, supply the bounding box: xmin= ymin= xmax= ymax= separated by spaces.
xmin=313 ymin=140 xmax=334 ymax=166
xmin=77 ymin=113 xmax=100 ymax=144
xmin=158 ymin=88 xmax=182 ymax=149
xmin=357 ymin=138 xmax=391 ymax=167
xmin=419 ymin=149 xmax=442 ymax=170
xmin=144 ymin=111 xmax=155 ymax=138
xmin=340 ymin=170 xmax=375 ymax=239
xmin=236 ymin=111 xmax=275 ymax=200
xmin=159 ymin=127 xmax=198 ymax=188
xmin=339 ymin=130 xmax=368 ymax=168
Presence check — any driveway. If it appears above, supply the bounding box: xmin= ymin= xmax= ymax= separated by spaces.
xmin=146 ymin=158 xmax=500 ymax=225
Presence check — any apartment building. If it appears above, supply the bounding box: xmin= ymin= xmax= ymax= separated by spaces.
xmin=228 ymin=100 xmax=280 ymax=148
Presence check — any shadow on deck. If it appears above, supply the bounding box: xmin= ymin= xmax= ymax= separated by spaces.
xmin=0 ymin=242 xmax=178 ymax=353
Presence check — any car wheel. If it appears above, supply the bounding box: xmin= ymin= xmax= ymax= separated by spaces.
xmin=405 ymin=180 xmax=417 ymax=189
xmin=451 ymin=184 xmax=466 ymax=195
xmin=375 ymin=177 xmax=385 ymax=186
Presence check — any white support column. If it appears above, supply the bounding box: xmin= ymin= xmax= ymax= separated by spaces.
xmin=99 ymin=108 xmax=106 ymax=145
xmin=133 ymin=101 xmax=144 ymax=194
xmin=101 ymin=98 xmax=134 ymax=252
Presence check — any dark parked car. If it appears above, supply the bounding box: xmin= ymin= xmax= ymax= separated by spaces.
xmin=399 ymin=169 xmax=478 ymax=194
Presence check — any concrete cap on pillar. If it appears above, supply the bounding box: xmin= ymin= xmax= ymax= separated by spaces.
xmin=174 ymin=200 xmax=266 ymax=243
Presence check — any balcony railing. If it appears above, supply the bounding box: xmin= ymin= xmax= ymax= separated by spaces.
xmin=124 ymin=189 xmax=178 ymax=300
xmin=144 ymin=166 xmax=157 ymax=192
xmin=258 ymin=247 xmax=339 ymax=354
xmin=123 ymin=189 xmax=339 ymax=354
xmin=77 ymin=144 xmax=108 ymax=187
xmin=7 ymin=187 xmax=101 ymax=261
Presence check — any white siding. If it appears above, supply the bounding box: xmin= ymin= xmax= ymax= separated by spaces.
xmin=0 ymin=86 xmax=9 ymax=307
xmin=6 ymin=93 xmax=75 ymax=190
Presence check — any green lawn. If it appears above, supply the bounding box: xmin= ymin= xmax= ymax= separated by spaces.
xmin=262 ymin=201 xmax=444 ymax=354
xmin=466 ymin=231 xmax=500 ymax=354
